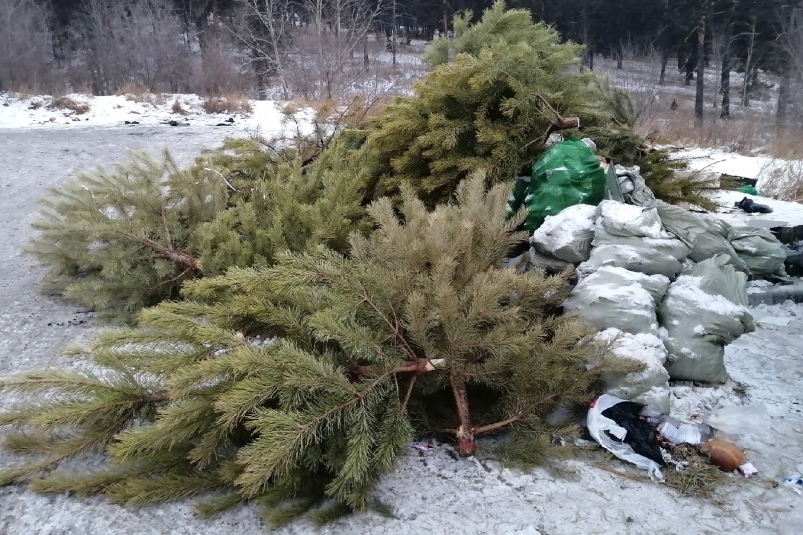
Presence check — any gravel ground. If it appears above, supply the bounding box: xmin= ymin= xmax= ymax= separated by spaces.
xmin=1 ymin=126 xmax=802 ymax=535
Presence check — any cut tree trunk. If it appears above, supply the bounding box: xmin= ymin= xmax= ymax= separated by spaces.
xmin=450 ymin=377 xmax=476 ymax=457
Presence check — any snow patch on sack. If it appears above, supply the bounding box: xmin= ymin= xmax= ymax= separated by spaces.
xmin=531 ymin=204 xmax=596 ymax=263
xmin=595 ymin=201 xmax=669 ymax=239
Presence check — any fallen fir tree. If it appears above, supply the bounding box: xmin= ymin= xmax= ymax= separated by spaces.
xmin=0 ymin=177 xmax=633 ymax=522
xmin=25 ymin=2 xmax=716 ymax=323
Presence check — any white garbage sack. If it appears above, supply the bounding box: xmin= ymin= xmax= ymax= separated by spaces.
xmin=578 ymin=245 xmax=685 ymax=280
xmin=657 ymin=255 xmax=755 ymax=383
xmin=564 ymin=268 xmax=661 ymax=335
xmin=531 ymin=204 xmax=597 ymax=264
xmin=578 ymin=266 xmax=670 ymax=304
xmin=727 ymin=226 xmax=787 ymax=277
xmin=580 ymin=201 xmax=690 ymax=280
xmin=595 ymin=328 xmax=671 ymax=414
xmin=586 ymin=394 xmax=664 ymax=480
xmin=596 ymin=201 xmax=665 ymax=239
xmin=655 ymin=202 xmax=749 ymax=273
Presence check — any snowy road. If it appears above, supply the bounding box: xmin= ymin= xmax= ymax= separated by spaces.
xmin=1 ymin=127 xmax=802 ymax=535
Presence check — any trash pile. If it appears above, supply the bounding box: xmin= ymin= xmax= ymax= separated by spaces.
xmin=506 ymin=138 xmax=793 ymax=411
xmin=504 ymin=137 xmax=792 ymax=482
xmin=587 ymin=394 xmax=761 ymax=481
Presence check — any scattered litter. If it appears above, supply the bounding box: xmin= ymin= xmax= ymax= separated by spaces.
xmin=738 ymin=462 xmax=758 ymax=477
xmin=782 ymin=477 xmax=803 ymax=495
xmin=586 ymin=395 xmax=665 ymax=480
xmin=735 ymin=197 xmax=773 ymax=214
xmin=587 ymin=395 xmax=758 ymax=480
xmin=700 ymin=438 xmax=747 ymax=472
xmin=412 ymin=442 xmax=435 ymax=453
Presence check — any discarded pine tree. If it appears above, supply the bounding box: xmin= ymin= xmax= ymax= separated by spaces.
xmin=360 ymin=2 xmax=602 ymax=205
xmin=26 ymin=114 xmax=371 ymax=322
xmin=1 ymin=177 xmax=625 ymax=522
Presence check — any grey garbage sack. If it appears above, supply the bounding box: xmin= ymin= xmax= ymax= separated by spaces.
xmin=578 ymin=201 xmax=690 ymax=280
xmin=615 ymin=165 xmax=657 ymax=207
xmin=595 ymin=328 xmax=671 ymax=414
xmin=530 ymin=204 xmax=597 ymax=263
xmin=564 ymin=266 xmax=669 ymax=335
xmin=655 ymin=202 xmax=749 ymax=273
xmin=727 ymin=226 xmax=787 ymax=277
xmin=657 ymin=255 xmax=755 ymax=383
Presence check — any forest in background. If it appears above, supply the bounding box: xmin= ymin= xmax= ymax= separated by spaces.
xmin=2 ymin=0 xmax=803 ymax=133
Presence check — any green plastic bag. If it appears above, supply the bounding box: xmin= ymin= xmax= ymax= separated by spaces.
xmin=737 ymin=184 xmax=759 ymax=196
xmin=507 ymin=138 xmax=607 ymax=231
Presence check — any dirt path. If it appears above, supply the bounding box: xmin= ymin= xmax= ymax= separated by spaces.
xmin=1 ymin=127 xmax=801 ymax=535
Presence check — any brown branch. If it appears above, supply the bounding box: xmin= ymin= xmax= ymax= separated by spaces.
xmin=401 ymin=375 xmax=417 ymax=412
xmin=474 ymin=413 xmax=523 ymax=436
xmin=113 ymin=230 xmax=201 ymax=271
xmin=356 ymin=288 xmax=419 ymax=361
xmin=352 ymin=358 xmax=445 ymax=377
xmin=153 ymin=247 xmax=201 ymax=270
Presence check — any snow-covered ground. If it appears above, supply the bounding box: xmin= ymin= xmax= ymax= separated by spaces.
xmin=0 ymin=92 xmax=289 ymax=132
xmin=670 ymin=146 xmax=803 ymax=227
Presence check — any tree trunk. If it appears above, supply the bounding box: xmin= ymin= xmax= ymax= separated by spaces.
xmin=450 ymin=377 xmax=475 ymax=457
xmin=363 ymin=33 xmax=369 ymax=67
xmin=685 ymin=52 xmax=695 ymax=85
xmin=720 ymin=24 xmax=731 ymax=119
xmin=616 ymin=44 xmax=623 ymax=70
xmin=659 ymin=48 xmax=670 ymax=85
xmin=392 ymin=1 xmax=397 ymax=67
xmin=695 ymin=15 xmax=705 ymax=126
xmin=589 ymin=49 xmax=594 ymax=71
xmin=778 ymin=63 xmax=791 ymax=127
xmin=443 ymin=0 xmax=449 ymax=35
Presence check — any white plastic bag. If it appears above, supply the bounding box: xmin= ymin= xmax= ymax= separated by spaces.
xmin=702 ymin=403 xmax=769 ymax=437
xmin=586 ymin=394 xmax=664 ymax=480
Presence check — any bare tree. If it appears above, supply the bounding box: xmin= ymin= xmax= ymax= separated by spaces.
xmin=233 ymin=0 xmax=294 ymax=99
xmin=296 ymin=0 xmax=387 ymax=99
xmin=0 ymin=0 xmax=53 ymax=93
xmin=695 ymin=11 xmax=706 ymax=126
xmin=235 ymin=0 xmax=386 ymax=100
xmin=776 ymin=5 xmax=803 ymax=127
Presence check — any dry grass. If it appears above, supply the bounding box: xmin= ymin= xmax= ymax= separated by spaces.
xmin=663 ymin=445 xmax=731 ymax=500
xmin=124 ymin=93 xmax=167 ymax=107
xmin=201 ymin=95 xmax=252 ymax=115
xmin=171 ymin=99 xmax=188 ymax=115
xmin=759 ymin=159 xmax=803 ymax=202
xmin=47 ymin=96 xmax=90 ymax=115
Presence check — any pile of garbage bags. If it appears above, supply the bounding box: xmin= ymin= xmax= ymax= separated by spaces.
xmin=507 ymin=139 xmax=790 ymax=411
xmin=534 ymin=200 xmax=761 ymax=408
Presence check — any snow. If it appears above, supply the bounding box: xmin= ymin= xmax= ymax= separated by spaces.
xmin=596 ymin=200 xmax=667 ymax=239
xmin=0 ymin=92 xmax=291 ymax=134
xmin=710 ymin=189 xmax=803 ymax=228
xmin=530 ymin=204 xmax=596 ymax=263
xmin=598 ymin=329 xmax=667 ymax=364
xmin=664 ymin=275 xmax=750 ymax=317
xmin=666 ymin=147 xmax=803 ymax=227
